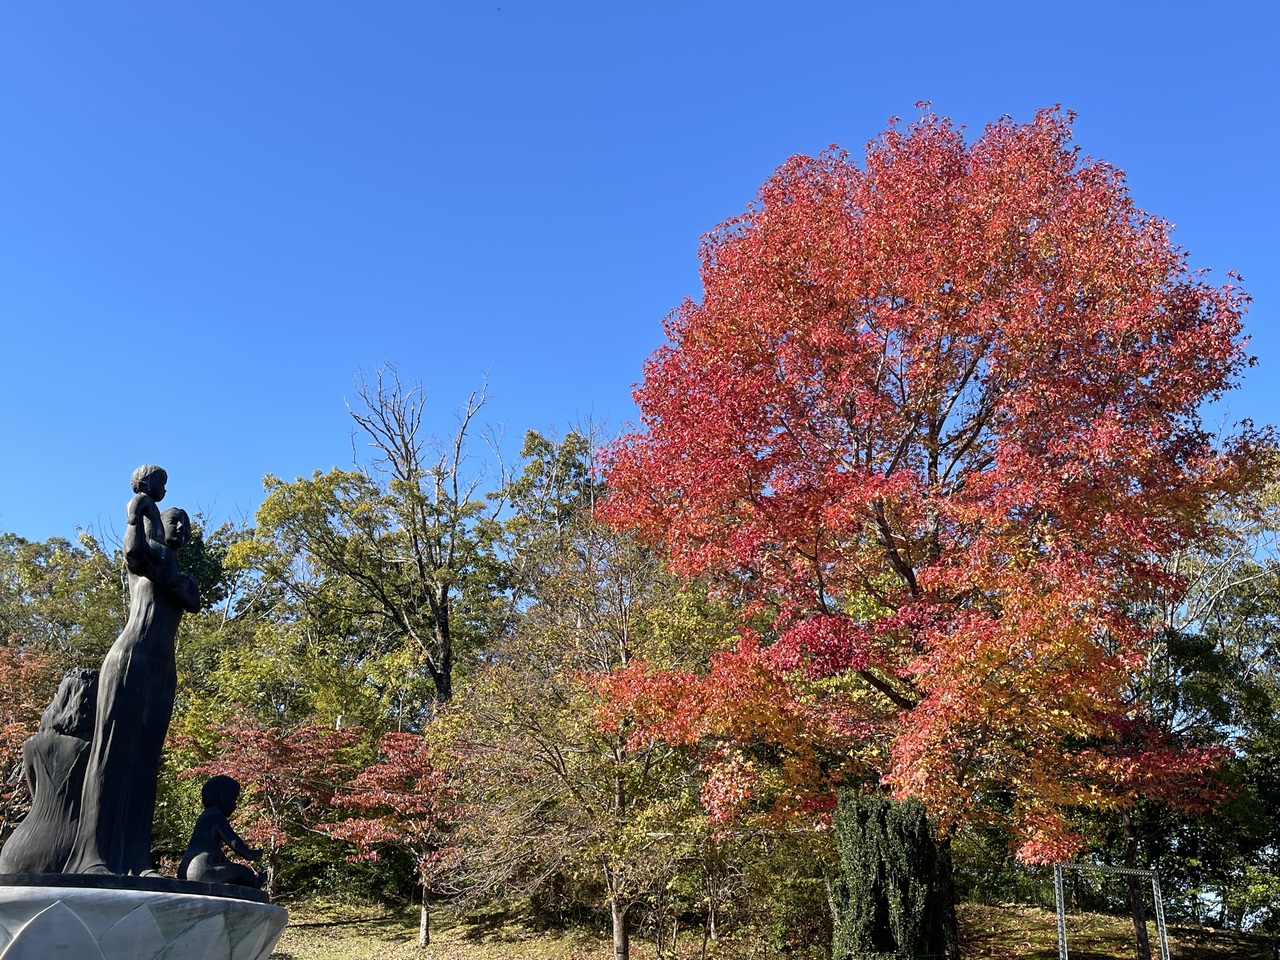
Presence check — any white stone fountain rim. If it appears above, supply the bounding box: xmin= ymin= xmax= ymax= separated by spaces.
xmin=0 ymin=872 xmax=273 ymax=904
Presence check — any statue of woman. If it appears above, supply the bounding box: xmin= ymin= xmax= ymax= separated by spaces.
xmin=65 ymin=468 xmax=200 ymax=876
xmin=0 ymin=669 xmax=98 ymax=874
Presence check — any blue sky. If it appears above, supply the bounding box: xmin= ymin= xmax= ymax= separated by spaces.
xmin=2 ymin=1 xmax=1276 ymax=541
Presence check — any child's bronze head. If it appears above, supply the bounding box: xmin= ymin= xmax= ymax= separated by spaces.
xmin=201 ymin=775 xmax=241 ymax=816
xmin=130 ymin=464 xmax=168 ymax=500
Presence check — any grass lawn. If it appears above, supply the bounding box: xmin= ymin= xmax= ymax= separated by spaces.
xmin=961 ymin=904 xmax=1274 ymax=959
xmin=270 ymin=901 xmax=651 ymax=960
xmin=269 ymin=900 xmax=1276 ymax=960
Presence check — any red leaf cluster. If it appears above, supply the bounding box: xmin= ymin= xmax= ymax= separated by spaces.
xmin=182 ymin=718 xmax=362 ymax=852
xmin=321 ymin=732 xmax=457 ymax=880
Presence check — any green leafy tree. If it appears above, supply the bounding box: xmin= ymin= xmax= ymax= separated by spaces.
xmin=500 ymin=428 xmax=605 ymax=598
xmin=238 ymin=369 xmax=509 ymax=717
xmin=1121 ymin=476 xmax=1280 ymax=934
xmin=0 ymin=531 xmax=126 ymax=665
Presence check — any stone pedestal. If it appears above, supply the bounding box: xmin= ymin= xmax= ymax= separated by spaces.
xmin=0 ymin=875 xmax=286 ymax=960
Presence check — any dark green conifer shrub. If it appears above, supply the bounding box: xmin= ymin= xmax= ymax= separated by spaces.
xmin=829 ymin=792 xmax=949 ymax=960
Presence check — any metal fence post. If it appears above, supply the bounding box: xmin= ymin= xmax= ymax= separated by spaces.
xmin=1054 ymin=862 xmax=1171 ymax=960
xmin=1054 ymin=863 xmax=1069 ymax=960
xmin=1151 ymin=872 xmax=1170 ymax=960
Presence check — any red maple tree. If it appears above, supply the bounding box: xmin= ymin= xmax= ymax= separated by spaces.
xmin=181 ymin=718 xmax=363 ymax=892
xmin=321 ymin=732 xmax=458 ymax=947
xmin=599 ymin=107 xmax=1266 ymax=861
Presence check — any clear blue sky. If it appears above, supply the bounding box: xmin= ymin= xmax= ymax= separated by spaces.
xmin=2 ymin=1 xmax=1276 ymax=541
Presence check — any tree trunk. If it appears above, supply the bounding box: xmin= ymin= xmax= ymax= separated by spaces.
xmin=936 ymin=835 xmax=962 ymax=960
xmin=434 ymin=593 xmax=453 ymax=704
xmin=1121 ymin=811 xmax=1152 ymax=960
xmin=610 ymin=896 xmax=629 ymax=960
xmin=608 ymin=768 xmax=629 ymax=960
xmin=1125 ymin=874 xmax=1151 ymax=960
xmin=418 ymin=883 xmax=430 ymax=948
xmin=263 ymin=847 xmax=279 ymax=900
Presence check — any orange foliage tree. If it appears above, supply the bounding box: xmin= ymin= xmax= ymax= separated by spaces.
xmin=599 ymin=107 xmax=1268 ymax=863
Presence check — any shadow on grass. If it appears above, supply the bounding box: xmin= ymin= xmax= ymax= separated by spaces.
xmin=457 ymin=906 xmax=537 ymax=942
xmin=288 ymin=913 xmax=405 ymax=930
xmin=1168 ymin=924 xmax=1279 ymax=960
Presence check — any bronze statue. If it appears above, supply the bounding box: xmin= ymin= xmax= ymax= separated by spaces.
xmin=64 ymin=466 xmax=200 ymax=876
xmin=0 ymin=669 xmax=98 ymax=874
xmin=179 ymin=776 xmax=264 ymax=888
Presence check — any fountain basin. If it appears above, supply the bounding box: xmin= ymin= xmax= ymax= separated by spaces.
xmin=0 ymin=874 xmax=286 ymax=960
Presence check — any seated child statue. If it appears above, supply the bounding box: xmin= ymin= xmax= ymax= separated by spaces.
xmin=178 ymin=775 xmax=264 ymax=888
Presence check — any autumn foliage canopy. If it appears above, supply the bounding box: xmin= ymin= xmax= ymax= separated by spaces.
xmin=599 ymin=108 xmax=1265 ymax=861
xmin=323 ymin=732 xmax=457 ymax=884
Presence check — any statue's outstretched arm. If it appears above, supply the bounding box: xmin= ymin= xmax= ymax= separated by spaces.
xmin=215 ymin=814 xmax=258 ymax=862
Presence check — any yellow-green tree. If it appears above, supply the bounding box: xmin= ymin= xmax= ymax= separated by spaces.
xmin=444 ymin=513 xmax=732 ymax=960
